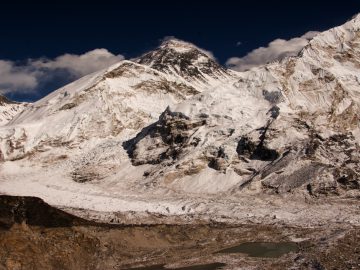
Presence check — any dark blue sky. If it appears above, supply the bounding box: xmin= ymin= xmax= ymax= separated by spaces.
xmin=1 ymin=0 xmax=359 ymax=101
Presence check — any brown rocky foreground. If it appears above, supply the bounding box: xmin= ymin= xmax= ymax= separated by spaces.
xmin=0 ymin=195 xmax=359 ymax=270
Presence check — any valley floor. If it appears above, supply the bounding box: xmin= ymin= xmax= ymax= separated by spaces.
xmin=0 ymin=195 xmax=360 ymax=270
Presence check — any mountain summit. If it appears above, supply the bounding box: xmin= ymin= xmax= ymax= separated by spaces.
xmin=136 ymin=38 xmax=230 ymax=81
xmin=0 ymin=16 xmax=359 ymax=225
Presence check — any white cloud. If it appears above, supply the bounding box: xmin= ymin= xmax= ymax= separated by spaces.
xmin=0 ymin=60 xmax=38 ymax=94
xmin=200 ymin=48 xmax=216 ymax=60
xmin=0 ymin=49 xmax=124 ymax=95
xmin=226 ymin=31 xmax=320 ymax=71
xmin=32 ymin=49 xmax=124 ymax=77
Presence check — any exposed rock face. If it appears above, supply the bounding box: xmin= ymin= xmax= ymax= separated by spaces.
xmin=236 ymin=135 xmax=279 ymax=162
xmin=262 ymin=90 xmax=284 ymax=104
xmin=124 ymin=107 xmax=206 ymax=166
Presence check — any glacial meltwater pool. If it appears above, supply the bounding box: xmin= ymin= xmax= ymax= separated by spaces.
xmin=125 ymin=242 xmax=299 ymax=269
xmin=125 ymin=262 xmax=226 ymax=270
xmin=217 ymin=242 xmax=299 ymax=258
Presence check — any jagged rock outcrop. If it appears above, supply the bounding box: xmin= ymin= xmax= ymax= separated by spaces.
xmin=124 ymin=107 xmax=207 ymax=166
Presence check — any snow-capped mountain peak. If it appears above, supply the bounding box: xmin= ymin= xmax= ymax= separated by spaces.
xmin=136 ymin=38 xmax=230 ymax=81
xmin=0 ymin=14 xmax=360 ymax=223
xmin=159 ymin=38 xmax=201 ymax=52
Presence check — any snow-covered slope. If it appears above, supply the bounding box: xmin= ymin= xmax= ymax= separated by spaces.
xmin=0 ymin=15 xmax=359 ymax=225
xmin=0 ymin=95 xmax=27 ymax=126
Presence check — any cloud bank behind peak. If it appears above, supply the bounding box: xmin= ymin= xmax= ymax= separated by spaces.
xmin=226 ymin=31 xmax=320 ymax=71
xmin=0 ymin=49 xmax=124 ymax=96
